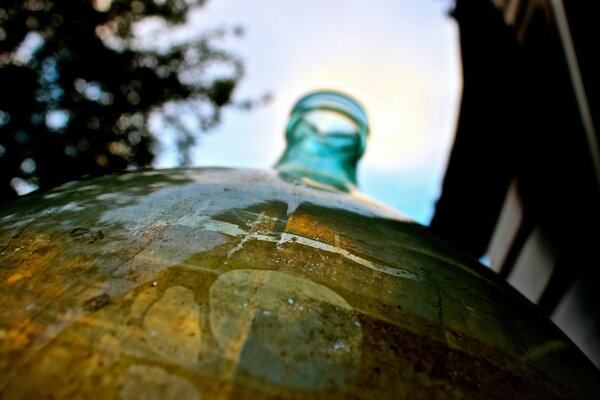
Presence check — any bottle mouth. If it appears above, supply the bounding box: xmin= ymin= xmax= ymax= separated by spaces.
xmin=285 ymin=91 xmax=369 ymax=159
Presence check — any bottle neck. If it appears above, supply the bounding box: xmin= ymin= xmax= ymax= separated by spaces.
xmin=274 ymin=91 xmax=369 ymax=192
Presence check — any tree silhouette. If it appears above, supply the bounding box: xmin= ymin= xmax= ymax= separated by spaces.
xmin=0 ymin=0 xmax=265 ymax=201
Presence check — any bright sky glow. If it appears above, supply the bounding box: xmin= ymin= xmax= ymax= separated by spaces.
xmin=152 ymin=0 xmax=461 ymax=224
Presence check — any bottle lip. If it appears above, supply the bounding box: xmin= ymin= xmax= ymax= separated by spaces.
xmin=287 ymin=90 xmax=369 ymax=157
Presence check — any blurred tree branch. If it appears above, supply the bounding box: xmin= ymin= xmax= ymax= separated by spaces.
xmin=0 ymin=0 xmax=268 ymax=200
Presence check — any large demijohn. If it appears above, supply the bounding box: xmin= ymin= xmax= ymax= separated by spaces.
xmin=0 ymin=92 xmax=599 ymax=399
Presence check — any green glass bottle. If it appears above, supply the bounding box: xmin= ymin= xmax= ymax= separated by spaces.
xmin=0 ymin=91 xmax=598 ymax=399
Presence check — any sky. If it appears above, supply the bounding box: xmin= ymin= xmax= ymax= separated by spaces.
xmin=152 ymin=0 xmax=462 ymax=225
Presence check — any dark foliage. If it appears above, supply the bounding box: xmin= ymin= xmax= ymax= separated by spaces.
xmin=0 ymin=0 xmax=264 ymax=201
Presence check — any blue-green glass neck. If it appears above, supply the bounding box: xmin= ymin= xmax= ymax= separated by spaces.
xmin=274 ymin=91 xmax=369 ymax=192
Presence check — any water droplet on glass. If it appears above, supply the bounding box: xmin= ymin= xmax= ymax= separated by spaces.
xmin=333 ymin=341 xmax=345 ymax=350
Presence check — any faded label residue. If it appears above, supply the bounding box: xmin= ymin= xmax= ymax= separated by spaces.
xmin=119 ymin=365 xmax=200 ymax=400
xmin=143 ymin=286 xmax=202 ymax=364
xmin=209 ymin=269 xmax=362 ymax=390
